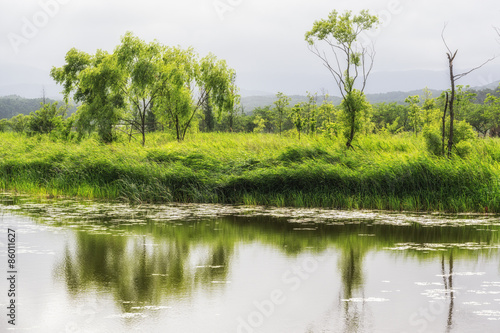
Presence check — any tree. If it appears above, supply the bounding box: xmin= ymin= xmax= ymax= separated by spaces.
xmin=463 ymin=104 xmax=490 ymax=137
xmin=303 ymin=92 xmax=318 ymax=135
xmin=405 ymin=95 xmax=422 ymax=135
xmin=290 ymin=103 xmax=305 ymax=140
xmin=114 ymin=32 xmax=165 ymax=146
xmin=252 ymin=106 xmax=275 ymax=133
xmin=155 ymin=50 xmax=238 ymax=141
xmin=8 ymin=114 xmax=30 ymax=133
xmin=305 ymin=10 xmax=378 ymax=149
xmin=52 ymin=32 xmax=239 ymax=144
xmin=0 ymin=119 xmax=8 ymax=132
xmin=441 ymin=25 xmax=495 ymax=157
xmin=200 ymin=98 xmax=215 ymax=132
xmin=51 ymin=48 xmax=125 ymax=143
xmin=28 ymin=102 xmax=66 ymax=134
xmin=273 ymin=92 xmax=291 ymax=135
xmin=485 ymin=89 xmax=500 ymax=136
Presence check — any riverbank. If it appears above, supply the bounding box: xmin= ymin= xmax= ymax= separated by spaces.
xmin=0 ymin=132 xmax=499 ymax=212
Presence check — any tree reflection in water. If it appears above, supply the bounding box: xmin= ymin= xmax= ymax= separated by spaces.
xmin=56 ymin=222 xmax=233 ymax=313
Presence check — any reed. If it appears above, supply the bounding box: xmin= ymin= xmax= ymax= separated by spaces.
xmin=0 ymin=132 xmax=498 ymax=212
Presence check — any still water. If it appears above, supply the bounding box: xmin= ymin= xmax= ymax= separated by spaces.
xmin=0 ymin=194 xmax=499 ymax=333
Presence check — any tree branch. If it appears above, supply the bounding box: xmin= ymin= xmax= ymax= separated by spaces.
xmin=455 ymin=55 xmax=497 ymax=81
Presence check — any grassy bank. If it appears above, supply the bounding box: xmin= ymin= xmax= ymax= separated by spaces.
xmin=0 ymin=132 xmax=499 ymax=212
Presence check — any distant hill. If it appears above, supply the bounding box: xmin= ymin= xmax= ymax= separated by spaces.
xmin=240 ymin=90 xmax=437 ymax=111
xmin=2 ymin=80 xmax=499 ymax=119
xmin=241 ymin=95 xmax=342 ymax=113
xmin=241 ymin=83 xmax=500 ymax=111
xmin=0 ymin=95 xmax=76 ymax=119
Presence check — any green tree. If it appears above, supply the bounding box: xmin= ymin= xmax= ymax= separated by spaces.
xmin=0 ymin=119 xmax=8 ymax=132
xmin=252 ymin=106 xmax=275 ymax=133
xmin=273 ymin=92 xmax=291 ymax=135
xmin=405 ymin=95 xmax=422 ymax=135
xmin=52 ymin=32 xmax=238 ymax=144
xmin=51 ymin=48 xmax=125 ymax=143
xmin=372 ymin=102 xmax=407 ymax=133
xmin=28 ymin=102 xmax=66 ymax=134
xmin=290 ymin=103 xmax=305 ymax=140
xmin=200 ymin=98 xmax=215 ymax=132
xmin=155 ymin=50 xmax=238 ymax=141
xmin=114 ymin=32 xmax=166 ymax=146
xmin=9 ymin=114 xmax=30 ymax=133
xmin=463 ymin=104 xmax=490 ymax=137
xmin=305 ymin=10 xmax=378 ymax=149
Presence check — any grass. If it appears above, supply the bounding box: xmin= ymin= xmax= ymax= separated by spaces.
xmin=0 ymin=131 xmax=499 ymax=212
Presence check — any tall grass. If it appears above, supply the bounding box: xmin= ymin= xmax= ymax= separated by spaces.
xmin=0 ymin=132 xmax=499 ymax=212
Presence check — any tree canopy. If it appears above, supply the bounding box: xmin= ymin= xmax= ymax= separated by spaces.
xmin=51 ymin=32 xmax=238 ymax=144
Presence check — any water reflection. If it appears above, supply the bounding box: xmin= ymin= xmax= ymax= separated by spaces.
xmin=443 ymin=252 xmax=454 ymax=332
xmin=56 ymin=220 xmax=233 ymax=313
xmin=1 ymin=195 xmax=500 ymax=332
xmin=339 ymin=245 xmax=366 ymax=333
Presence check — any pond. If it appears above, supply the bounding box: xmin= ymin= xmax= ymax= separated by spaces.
xmin=0 ymin=194 xmax=499 ymax=333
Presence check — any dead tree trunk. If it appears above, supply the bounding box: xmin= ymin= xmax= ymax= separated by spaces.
xmin=442 ymin=92 xmax=449 ymax=156
xmin=441 ymin=25 xmax=495 ymax=158
xmin=446 ymin=52 xmax=457 ymax=158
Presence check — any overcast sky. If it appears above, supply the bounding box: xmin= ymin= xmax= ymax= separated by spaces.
xmin=1 ymin=0 xmax=500 ymax=98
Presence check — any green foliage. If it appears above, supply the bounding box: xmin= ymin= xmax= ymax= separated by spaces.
xmin=51 ymin=32 xmax=238 ymax=144
xmin=305 ymin=9 xmax=378 ymax=148
xmin=1 ymin=132 xmax=498 ymax=212
xmin=450 ymin=120 xmax=475 ymax=144
xmin=252 ymin=116 xmax=266 ymax=133
xmin=454 ymin=140 xmax=473 ymax=158
xmin=405 ymin=95 xmax=422 ymax=134
xmin=9 ymin=114 xmax=30 ymax=133
xmin=27 ymin=102 xmax=65 ymax=135
xmin=51 ymin=48 xmax=125 ymax=143
xmin=0 ymin=95 xmax=77 ymax=120
xmin=305 ymin=10 xmax=378 ymax=46
xmin=372 ymin=102 xmax=407 ymax=133
xmin=423 ymin=125 xmax=442 ymax=156
xmin=290 ymin=103 xmax=304 ymax=140
xmin=0 ymin=119 xmax=9 ymax=132
xmin=273 ymin=92 xmax=291 ymax=135
xmin=339 ymin=90 xmax=372 ymax=144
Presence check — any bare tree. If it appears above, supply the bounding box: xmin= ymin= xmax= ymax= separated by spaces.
xmin=441 ymin=24 xmax=496 ymax=157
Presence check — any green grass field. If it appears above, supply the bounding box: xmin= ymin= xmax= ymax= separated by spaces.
xmin=1 ymin=132 xmax=499 ymax=212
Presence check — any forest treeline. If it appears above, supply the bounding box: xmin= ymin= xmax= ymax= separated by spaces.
xmin=2 ymin=84 xmax=500 ymax=153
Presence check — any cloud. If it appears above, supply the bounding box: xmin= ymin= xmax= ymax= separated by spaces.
xmin=1 ymin=0 xmax=499 ymax=97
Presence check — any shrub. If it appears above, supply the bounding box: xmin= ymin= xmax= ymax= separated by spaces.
xmin=423 ymin=125 xmax=442 ymax=156
xmin=455 ymin=140 xmax=473 ymax=158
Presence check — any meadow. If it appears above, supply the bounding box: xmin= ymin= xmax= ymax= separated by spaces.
xmin=0 ymin=131 xmax=499 ymax=213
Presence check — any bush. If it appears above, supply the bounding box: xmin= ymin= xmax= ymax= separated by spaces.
xmin=453 ymin=120 xmax=475 ymax=144
xmin=423 ymin=125 xmax=442 ymax=156
xmin=455 ymin=140 xmax=473 ymax=158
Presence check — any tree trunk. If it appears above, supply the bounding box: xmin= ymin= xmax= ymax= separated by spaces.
xmin=175 ymin=115 xmax=181 ymax=141
xmin=141 ymin=113 xmax=146 ymax=147
xmin=447 ymin=53 xmax=456 ymax=158
xmin=442 ymin=92 xmax=449 ymax=156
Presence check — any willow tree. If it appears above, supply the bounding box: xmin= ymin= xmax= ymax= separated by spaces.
xmin=305 ymin=10 xmax=378 ymax=149
xmin=51 ymin=48 xmax=125 ymax=143
xmin=114 ymin=32 xmax=165 ymax=146
xmin=52 ymin=32 xmax=238 ymax=144
xmin=154 ymin=50 xmax=238 ymax=141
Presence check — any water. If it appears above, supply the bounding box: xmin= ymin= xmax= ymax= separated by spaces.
xmin=0 ymin=194 xmax=499 ymax=332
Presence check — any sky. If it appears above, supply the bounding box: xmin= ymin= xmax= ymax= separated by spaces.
xmin=1 ymin=0 xmax=500 ymax=98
